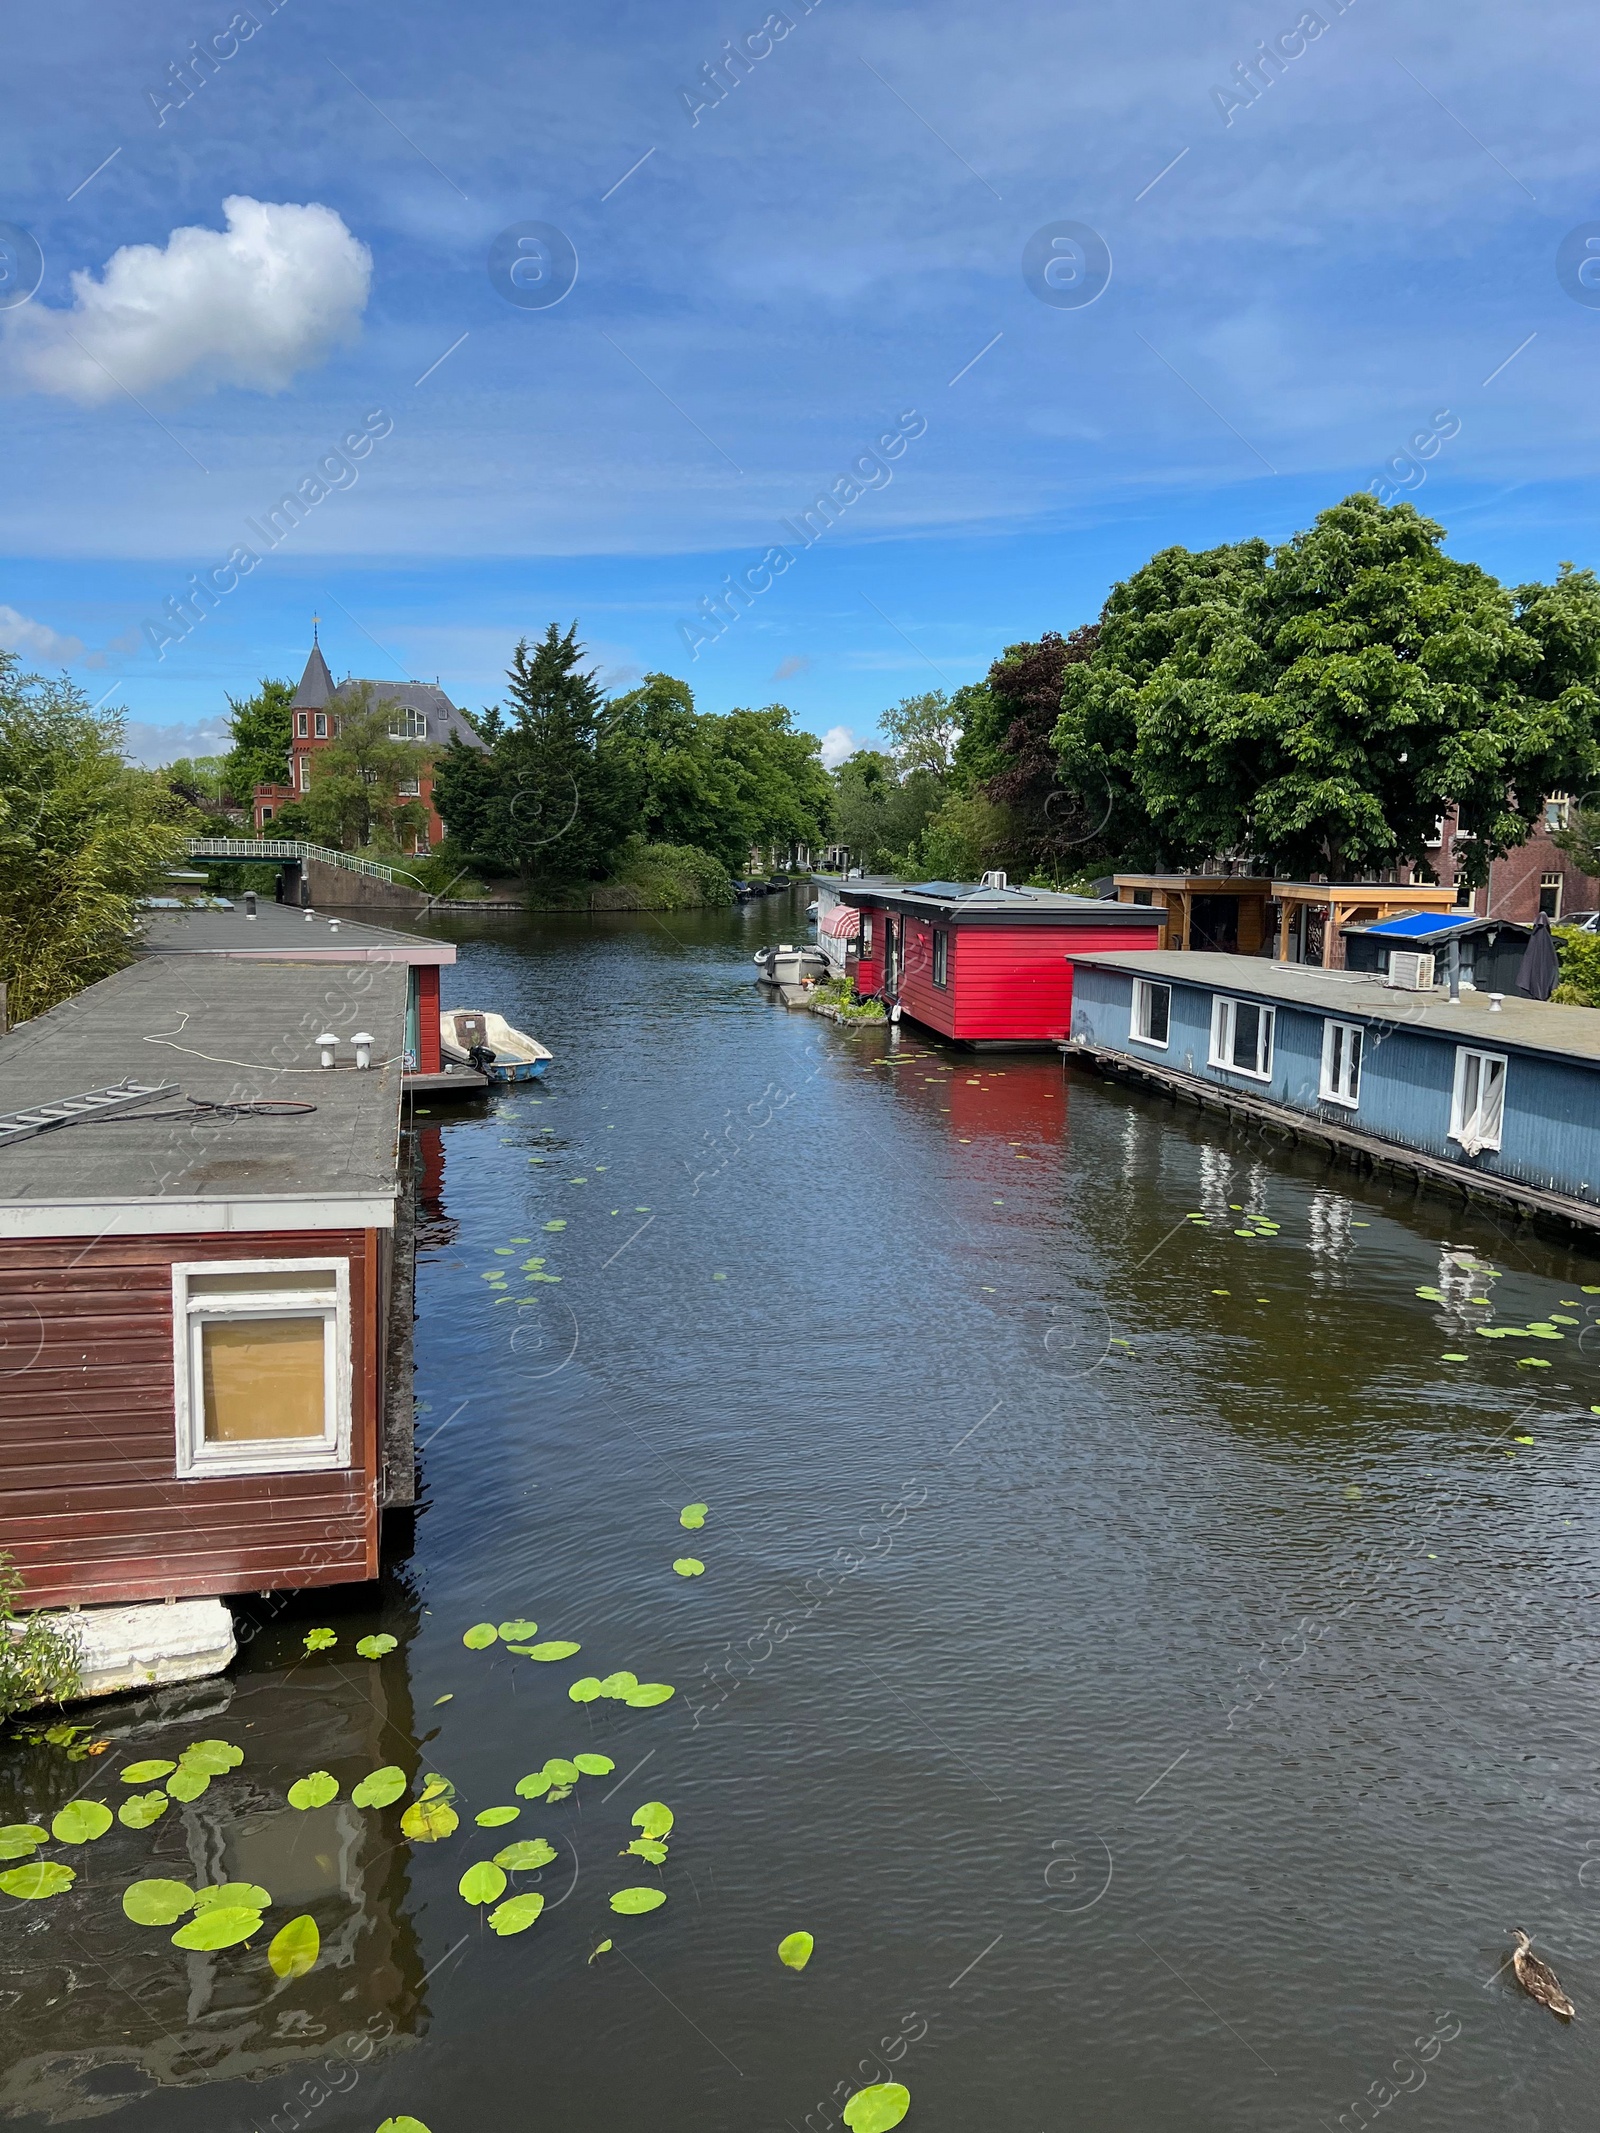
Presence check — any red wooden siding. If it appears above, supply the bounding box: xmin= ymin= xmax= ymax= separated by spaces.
xmin=0 ymin=1228 xmax=383 ymax=1608
xmin=416 ymin=964 xmax=442 ymax=1072
xmin=894 ymin=919 xmax=1160 ymax=1041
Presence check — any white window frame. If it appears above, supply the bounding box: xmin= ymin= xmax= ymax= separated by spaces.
xmin=1208 ymin=994 xmax=1275 ymax=1081
xmin=1320 ymin=1018 xmax=1363 ymax=1107
xmin=1130 ymin=977 xmax=1171 ymax=1050
xmin=172 ymin=1257 xmax=352 ymax=1479
xmin=1449 ymin=1047 xmax=1507 ymax=1155
xmin=314 ymin=712 xmax=327 ymax=738
xmin=932 ymin=929 xmax=949 ymax=988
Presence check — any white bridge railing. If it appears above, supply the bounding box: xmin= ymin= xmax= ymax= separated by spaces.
xmin=184 ymin=837 xmax=427 ymax=888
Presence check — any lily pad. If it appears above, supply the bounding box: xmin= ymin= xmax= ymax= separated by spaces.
xmin=355 ymin=1633 xmax=398 ymax=1659
xmin=463 ymin=1623 xmax=499 ymax=1649
xmin=194 ymin=1881 xmax=270 ymax=1911
xmin=523 ymin=1641 xmax=580 ymax=1661
xmin=51 ymin=1801 xmax=112 ymax=1845
xmin=287 ymin=1772 xmax=339 ymax=1811
xmin=475 ymin=1806 xmax=521 ymax=1827
xmin=122 ymin=1878 xmax=196 ymax=1925
xmin=573 ymin=1753 xmax=615 ymax=1776
xmin=625 ymin=1683 xmax=675 ymax=1708
xmin=459 ymin=1860 xmax=508 ymax=1906
xmin=303 ymin=1628 xmax=337 ymax=1652
xmin=353 ymin=1766 xmax=409 ymax=1810
xmin=779 ymin=1930 xmax=814 ymax=1971
xmin=180 ymin=1739 xmax=242 ymax=1774
xmin=568 ymin=1677 xmax=603 ymax=1703
xmin=632 ymin=1802 xmax=674 ymax=1838
xmin=598 ymin=1672 xmax=638 ymax=1698
xmin=1441 ymin=1352 xmax=1469 ymax=1362
xmin=543 ymin=1758 xmax=579 ymax=1785
xmin=673 ymin=1559 xmax=705 ymax=1577
xmin=842 ymin=2083 xmax=911 ymax=2132
xmin=118 ymin=1792 xmax=169 ymax=1830
xmin=543 ymin=1220 xmax=566 ymax=1231
xmin=401 ymin=1794 xmax=460 ymax=1842
xmin=494 ymin=1838 xmax=557 ymax=1871
xmin=1513 ymin=1435 xmax=1536 ymax=1446
xmin=376 ymin=2121 xmax=433 ymax=2133
xmin=268 ymin=1914 xmax=320 ymax=1979
xmin=589 ymin=1939 xmax=613 ymax=1962
xmin=0 ymin=1824 xmax=46 ymax=1861
xmin=172 ymin=1904 xmax=263 ymax=1950
xmin=514 ymin=1771 xmax=552 ymax=1800
xmin=609 ymin=1886 xmax=667 ymax=1914
xmin=166 ymin=1767 xmax=211 ymax=1802
xmin=120 ymin=1759 xmax=176 ymax=1784
xmin=625 ymin=1837 xmax=668 ymax=1864
xmin=1518 ymin=1357 xmax=1552 ymax=1368
xmin=679 ymin=1504 xmax=708 ymax=1530
xmin=488 ymin=1891 xmax=545 ymax=1936
xmin=497 ymin=1619 xmax=539 ymax=1641
xmin=0 ymin=1861 xmax=75 ymax=1900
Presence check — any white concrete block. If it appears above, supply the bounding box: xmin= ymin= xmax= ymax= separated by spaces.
xmin=30 ymin=1597 xmax=237 ymax=1702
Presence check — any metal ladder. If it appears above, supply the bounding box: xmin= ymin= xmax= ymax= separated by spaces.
xmin=0 ymin=1079 xmax=180 ymax=1148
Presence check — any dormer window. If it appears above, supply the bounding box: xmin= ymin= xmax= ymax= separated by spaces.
xmin=389 ymin=707 xmax=428 ymax=741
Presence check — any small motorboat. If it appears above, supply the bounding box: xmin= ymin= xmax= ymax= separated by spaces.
xmin=754 ymin=944 xmax=827 ymax=987
xmin=440 ymin=1009 xmax=552 ymax=1081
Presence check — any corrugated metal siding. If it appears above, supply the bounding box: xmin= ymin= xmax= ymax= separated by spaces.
xmin=0 ymin=1228 xmax=382 ymax=1607
xmin=1070 ymin=965 xmax=1600 ymax=1202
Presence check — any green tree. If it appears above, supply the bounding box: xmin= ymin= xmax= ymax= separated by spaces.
xmin=1055 ymin=495 xmax=1600 ymax=885
xmin=0 ymin=656 xmax=187 ymax=1021
xmin=299 ymin=685 xmax=431 ymax=852
xmin=599 ymin=673 xmax=741 ymax=864
xmin=879 ymin=691 xmax=962 ymax=780
xmin=222 ymin=677 xmax=294 ymax=806
xmin=715 ymin=704 xmax=831 ymax=864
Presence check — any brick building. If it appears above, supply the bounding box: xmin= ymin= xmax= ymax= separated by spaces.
xmin=253 ymin=636 xmax=488 ymax=849
xmin=1431 ymin=799 xmax=1600 ymax=924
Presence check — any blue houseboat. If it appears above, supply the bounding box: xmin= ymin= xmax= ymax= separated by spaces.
xmin=1065 ymin=950 xmax=1600 ymax=1232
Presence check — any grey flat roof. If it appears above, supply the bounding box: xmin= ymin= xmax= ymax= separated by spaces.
xmin=1069 ymin=950 xmax=1600 ymax=1065
xmin=0 ymin=958 xmax=406 ymax=1213
xmin=837 ymin=881 xmax=1165 ymax=927
xmin=138 ymin=903 xmax=453 ymax=965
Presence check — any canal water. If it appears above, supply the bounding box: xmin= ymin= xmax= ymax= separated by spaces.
xmin=6 ymin=890 xmax=1600 ymax=2130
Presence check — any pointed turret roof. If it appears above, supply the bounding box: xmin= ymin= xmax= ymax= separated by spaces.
xmin=291 ymin=642 xmax=336 ymax=710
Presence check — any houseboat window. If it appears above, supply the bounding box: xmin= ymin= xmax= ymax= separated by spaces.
xmin=1209 ymin=995 xmax=1275 ymax=1080
xmin=1131 ymin=888 xmax=1153 ymax=905
xmin=932 ymin=929 xmax=949 ymax=987
xmin=862 ymin=914 xmax=873 ymax=953
xmin=295 ymin=712 xmax=308 ymax=737
xmin=1320 ymin=1019 xmax=1363 ymax=1107
xmin=1131 ymin=978 xmax=1170 ymax=1048
xmin=172 ymin=1261 xmax=351 ymax=1477
xmin=1450 ymin=1047 xmax=1507 ymax=1155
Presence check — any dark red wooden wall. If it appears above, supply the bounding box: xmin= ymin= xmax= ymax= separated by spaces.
xmin=891 ymin=918 xmax=1159 ymax=1040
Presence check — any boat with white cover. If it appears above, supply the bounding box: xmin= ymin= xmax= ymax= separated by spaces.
xmin=753 ymin=944 xmax=827 ymax=986
xmin=440 ymin=1009 xmax=552 ymax=1081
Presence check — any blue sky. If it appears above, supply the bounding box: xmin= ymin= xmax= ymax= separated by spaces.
xmin=5 ymin=0 xmax=1599 ymax=765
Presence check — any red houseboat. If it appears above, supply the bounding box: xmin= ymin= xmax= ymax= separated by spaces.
xmin=826 ymin=873 xmax=1165 ymax=1043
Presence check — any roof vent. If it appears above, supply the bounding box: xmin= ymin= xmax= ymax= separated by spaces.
xmin=980 ymin=870 xmax=1008 ymax=889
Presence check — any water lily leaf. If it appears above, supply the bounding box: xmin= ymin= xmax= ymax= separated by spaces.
xmin=588 ymin=1939 xmax=612 ymax=1963
xmin=376 ymin=2121 xmax=433 ymax=2133
xmin=494 ymin=1838 xmax=557 ymax=1871
xmin=1513 ymin=1435 xmax=1536 ymax=1446
xmin=166 ymin=1767 xmax=210 ymax=1802
xmin=497 ymin=1619 xmax=538 ymax=1641
xmin=352 ymin=1766 xmax=408 ymax=1809
xmin=514 ymin=1771 xmax=552 ymax=1800
xmin=1 ymin=1860 xmax=74 ymax=1899
xmin=287 ymin=1772 xmax=339 ymax=1811
xmin=1551 ymin=1313 xmax=1580 ymax=1325
xmin=632 ymin=1801 xmax=674 ymax=1838
xmin=303 ymin=1628 xmax=337 ymax=1652
xmin=573 ymin=1753 xmax=615 ymax=1776
xmin=673 ymin=1558 xmax=705 ymax=1577
xmin=598 ymin=1672 xmax=638 ymax=1698
xmin=120 ymin=1759 xmax=176 ymax=1784
xmin=401 ymin=1795 xmax=459 ymax=1842
xmin=779 ymin=1930 xmax=814 ymax=1971
xmin=543 ymin=1220 xmax=566 ymax=1230
xmin=488 ymin=1891 xmax=545 ymax=1936
xmin=0 ymin=1824 xmax=46 ymax=1861
xmin=842 ymin=2082 xmax=910 ymax=2132
xmin=625 ymin=1683 xmax=675 ymax=1708
xmin=51 ymin=1801 xmax=112 ymax=1845
xmin=355 ymin=1633 xmax=398 ymax=1659
xmin=172 ymin=1904 xmax=262 ymax=1950
xmin=459 ymin=1860 xmax=508 ymax=1906
xmin=1441 ymin=1353 xmax=1469 ymax=1362
xmin=118 ymin=1792 xmax=169 ymax=1830
xmin=194 ymin=1881 xmax=271 ymax=1911
xmin=268 ymin=1914 xmax=320 ymax=1979
xmin=609 ymin=1886 xmax=667 ymax=1914
xmin=569 ymin=1677 xmax=603 ymax=1703
xmin=180 ymin=1739 xmax=243 ymax=1774
xmin=542 ymin=1758 xmax=579 ymax=1785
xmin=546 ymin=1784 xmax=572 ymax=1803
xmin=523 ymin=1640 xmax=580 ymax=1661
xmin=122 ymin=1878 xmax=196 ymax=1925
xmin=679 ymin=1503 xmax=708 ymax=1529
xmin=475 ymin=1806 xmax=520 ymax=1827
xmin=1518 ymin=1357 xmax=1552 ymax=1368
xmin=625 ymin=1837 xmax=668 ymax=1864
xmin=462 ymin=1623 xmax=499 ymax=1649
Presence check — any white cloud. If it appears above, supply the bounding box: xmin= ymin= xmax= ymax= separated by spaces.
xmin=120 ymin=719 xmax=233 ymax=768
xmin=0 ymin=198 xmax=371 ymax=406
xmin=819 ymin=724 xmax=857 ymax=769
xmin=0 ymin=605 xmax=84 ymax=663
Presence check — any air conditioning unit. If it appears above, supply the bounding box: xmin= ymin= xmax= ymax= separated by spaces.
xmin=1386 ymin=950 xmax=1436 ymax=991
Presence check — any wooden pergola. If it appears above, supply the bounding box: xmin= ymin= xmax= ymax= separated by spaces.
xmin=1272 ymin=881 xmax=1458 ymax=966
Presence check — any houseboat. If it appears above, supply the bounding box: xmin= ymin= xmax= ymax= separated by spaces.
xmin=1340 ymin=910 xmax=1534 ymax=993
xmin=1065 ymin=948 xmax=1600 ymax=1230
xmin=823 ymin=872 xmax=1164 ymax=1043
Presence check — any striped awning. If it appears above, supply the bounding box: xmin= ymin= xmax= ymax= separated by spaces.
xmin=820 ymin=906 xmax=862 ymax=939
